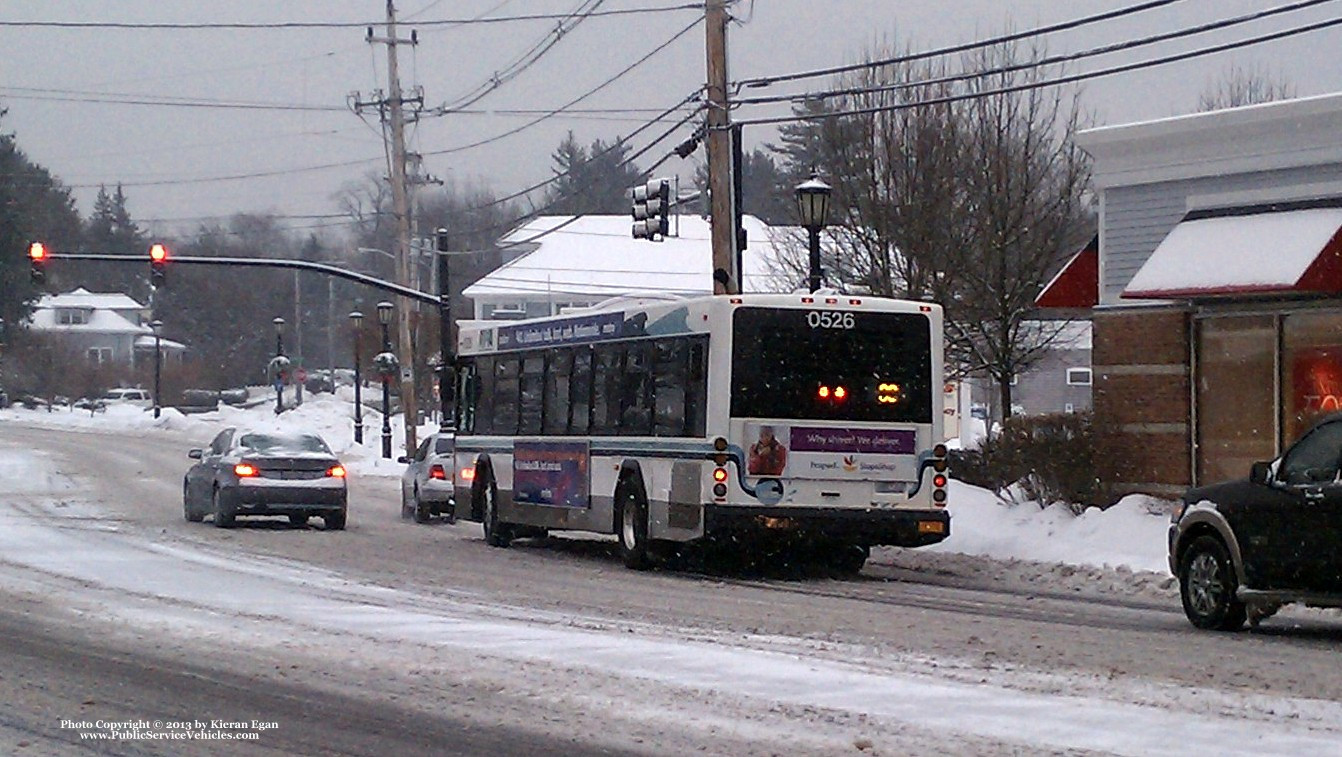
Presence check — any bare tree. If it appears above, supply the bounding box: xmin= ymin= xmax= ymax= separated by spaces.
xmin=771 ymin=39 xmax=1093 ymax=416
xmin=1198 ymin=63 xmax=1296 ymax=111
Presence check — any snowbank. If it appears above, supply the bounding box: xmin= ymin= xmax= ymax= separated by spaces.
xmin=929 ymin=482 xmax=1170 ymax=574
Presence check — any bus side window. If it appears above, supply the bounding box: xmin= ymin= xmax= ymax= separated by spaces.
xmin=621 ymin=342 xmax=653 ymax=436
xmin=570 ymin=347 xmax=593 ymax=435
xmin=544 ymin=350 xmax=573 ymax=436
xmin=475 ymin=357 xmax=495 ymax=435
xmin=494 ymin=357 xmax=521 ymax=436
xmin=654 ymin=339 xmax=687 ymax=437
xmin=592 ymin=344 xmax=622 ymax=436
xmin=455 ymin=361 xmax=477 ymax=434
xmin=685 ymin=338 xmax=708 ymax=437
xmin=519 ymin=355 xmax=545 ymax=435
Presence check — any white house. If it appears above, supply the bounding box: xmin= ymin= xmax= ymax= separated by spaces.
xmin=463 ymin=215 xmax=800 ymax=319
xmin=28 ymin=288 xmax=185 ymax=366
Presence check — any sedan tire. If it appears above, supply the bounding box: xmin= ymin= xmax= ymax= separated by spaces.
xmin=183 ymin=480 xmax=204 ymax=523
xmin=212 ymin=487 xmax=236 ymax=529
xmin=1179 ymin=535 xmax=1246 ymax=631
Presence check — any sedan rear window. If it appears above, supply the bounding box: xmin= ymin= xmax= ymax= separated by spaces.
xmin=237 ymin=433 xmax=331 ymax=454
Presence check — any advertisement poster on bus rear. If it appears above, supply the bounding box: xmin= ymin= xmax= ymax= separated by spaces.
xmin=745 ymin=423 xmax=917 ymax=480
xmin=513 ymin=441 xmax=590 ymax=508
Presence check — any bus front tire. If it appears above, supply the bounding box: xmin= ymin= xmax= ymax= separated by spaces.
xmin=618 ymin=483 xmax=652 ymax=571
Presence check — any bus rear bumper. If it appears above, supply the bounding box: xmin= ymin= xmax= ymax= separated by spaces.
xmin=703 ymin=505 xmax=950 ymax=548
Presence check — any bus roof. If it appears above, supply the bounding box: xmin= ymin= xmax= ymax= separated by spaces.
xmin=456 ymin=292 xmax=941 ymax=356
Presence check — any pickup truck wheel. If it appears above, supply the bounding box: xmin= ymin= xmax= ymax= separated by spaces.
xmin=1179 ymin=535 xmax=1246 ymax=631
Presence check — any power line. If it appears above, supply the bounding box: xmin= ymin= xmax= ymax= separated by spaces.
xmin=436 ymin=0 xmax=607 ymax=113
xmin=732 ymin=0 xmax=1188 ymax=91
xmin=730 ymin=13 xmax=1342 ymax=128
xmin=460 ymin=94 xmax=703 ymax=214
xmin=0 ymin=4 xmax=705 ymax=30
xmin=0 ymin=86 xmax=348 ymax=113
xmin=420 ymin=14 xmax=703 ymax=158
xmin=734 ymin=0 xmax=1337 ymax=108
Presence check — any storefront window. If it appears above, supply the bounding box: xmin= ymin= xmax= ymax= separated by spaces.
xmin=1283 ymin=312 xmax=1342 ymax=444
xmin=1196 ymin=315 xmax=1276 ymax=484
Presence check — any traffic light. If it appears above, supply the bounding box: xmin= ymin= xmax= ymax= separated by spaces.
xmin=631 ymin=178 xmax=671 ymax=241
xmin=149 ymin=243 xmax=168 ymax=288
xmin=28 ymin=242 xmax=47 ymax=285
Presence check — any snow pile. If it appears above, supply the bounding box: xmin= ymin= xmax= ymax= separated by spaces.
xmin=929 ymin=482 xmax=1170 ymax=574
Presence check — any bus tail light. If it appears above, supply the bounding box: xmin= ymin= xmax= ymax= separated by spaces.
xmin=931 ymin=444 xmax=948 ymax=507
xmin=713 ymin=483 xmax=728 ymax=497
xmin=712 ymin=467 xmax=728 ymax=483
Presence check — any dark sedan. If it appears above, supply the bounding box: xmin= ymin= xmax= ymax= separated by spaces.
xmin=1169 ymin=413 xmax=1342 ymax=630
xmin=183 ymin=428 xmax=348 ymax=530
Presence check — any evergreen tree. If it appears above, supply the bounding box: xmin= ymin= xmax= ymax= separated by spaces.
xmin=83 ymin=184 xmax=149 ymax=302
xmin=0 ymin=107 xmax=82 ymax=341
xmin=544 ymin=131 xmax=644 ymax=215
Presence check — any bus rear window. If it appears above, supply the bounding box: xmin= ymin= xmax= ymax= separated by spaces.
xmin=730 ymin=308 xmax=933 ymax=423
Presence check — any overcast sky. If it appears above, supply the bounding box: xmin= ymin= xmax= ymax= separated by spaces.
xmin=3 ymin=0 xmax=1341 ymax=240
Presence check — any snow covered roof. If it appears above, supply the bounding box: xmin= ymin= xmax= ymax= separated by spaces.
xmin=133 ymin=334 xmax=187 ymax=351
xmin=464 ymin=215 xmax=795 ymax=299
xmin=28 ymin=306 xmax=149 ymax=334
xmin=36 ymin=287 xmax=146 ymax=312
xmin=1122 ymin=204 xmax=1342 ymax=300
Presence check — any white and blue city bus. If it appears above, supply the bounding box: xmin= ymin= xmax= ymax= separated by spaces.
xmin=450 ymin=292 xmax=950 ymax=571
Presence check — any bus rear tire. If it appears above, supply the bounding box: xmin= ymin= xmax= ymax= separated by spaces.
xmin=482 ymin=477 xmax=512 ymax=548
xmin=618 ymin=482 xmax=652 ymax=571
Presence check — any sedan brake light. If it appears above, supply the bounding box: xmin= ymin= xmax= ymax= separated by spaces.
xmin=234 ymin=463 xmax=258 ymax=477
xmin=326 ymin=464 xmax=347 ymax=478
xmin=428 ymin=463 xmax=448 ymax=481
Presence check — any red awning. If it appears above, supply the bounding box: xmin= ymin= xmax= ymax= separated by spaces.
xmin=1123 ymin=204 xmax=1342 ymax=300
xmin=1035 ymin=236 xmax=1098 ymax=309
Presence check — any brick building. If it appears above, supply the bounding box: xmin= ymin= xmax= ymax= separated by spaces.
xmin=1040 ymin=93 xmax=1342 ymax=499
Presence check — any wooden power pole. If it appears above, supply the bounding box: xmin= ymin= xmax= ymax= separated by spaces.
xmin=705 ymin=0 xmax=736 ymax=295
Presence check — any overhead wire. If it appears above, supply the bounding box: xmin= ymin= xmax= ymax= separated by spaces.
xmin=434 ymin=0 xmax=607 ymax=114
xmin=729 ymin=13 xmax=1342 ymax=128
xmin=418 ymin=13 xmax=703 ymax=159
xmin=0 ymin=5 xmax=706 ymax=30
xmin=731 ymin=0 xmax=1187 ymax=90
xmin=733 ymin=0 xmax=1338 ymax=108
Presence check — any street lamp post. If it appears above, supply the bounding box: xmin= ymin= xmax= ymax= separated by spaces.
xmin=795 ymin=171 xmax=833 ymax=293
xmin=150 ymin=319 xmax=163 ymax=419
xmin=273 ymin=316 xmax=286 ymax=415
xmin=350 ymin=310 xmax=364 ymax=445
xmin=376 ymin=301 xmax=394 ymax=459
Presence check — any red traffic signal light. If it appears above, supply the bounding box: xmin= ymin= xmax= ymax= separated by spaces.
xmin=28 ymin=241 xmax=48 ymax=284
xmin=148 ymin=243 xmax=168 ymax=287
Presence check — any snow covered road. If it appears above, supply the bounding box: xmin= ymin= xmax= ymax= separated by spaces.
xmin=4 ymin=419 xmax=1342 ymax=755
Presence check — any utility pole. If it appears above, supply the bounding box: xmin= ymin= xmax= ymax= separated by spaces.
xmin=705 ymin=0 xmax=736 ymax=295
xmin=355 ymin=1 xmax=423 ymax=455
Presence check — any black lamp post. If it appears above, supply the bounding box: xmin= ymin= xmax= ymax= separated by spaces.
xmin=150 ymin=319 xmax=163 ymax=419
xmin=377 ymin=301 xmax=394 ymax=459
xmin=273 ymin=316 xmax=286 ymax=415
xmin=795 ymin=171 xmax=833 ymax=293
xmin=350 ymin=310 xmax=364 ymax=445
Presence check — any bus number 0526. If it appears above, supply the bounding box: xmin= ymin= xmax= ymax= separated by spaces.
xmin=806 ymin=311 xmax=855 ymax=330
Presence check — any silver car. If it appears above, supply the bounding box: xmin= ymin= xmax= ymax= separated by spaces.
xmin=399 ymin=432 xmax=455 ymax=523
xmin=184 ymin=428 xmax=348 ymax=530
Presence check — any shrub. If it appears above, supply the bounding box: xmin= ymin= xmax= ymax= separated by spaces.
xmin=948 ymin=412 xmax=1104 ymax=513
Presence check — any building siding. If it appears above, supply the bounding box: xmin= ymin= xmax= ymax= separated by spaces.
xmin=1101 ymin=162 xmax=1342 ymax=304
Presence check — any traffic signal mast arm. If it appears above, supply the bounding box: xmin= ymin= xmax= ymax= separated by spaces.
xmin=25 ymin=249 xmax=440 ymax=305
